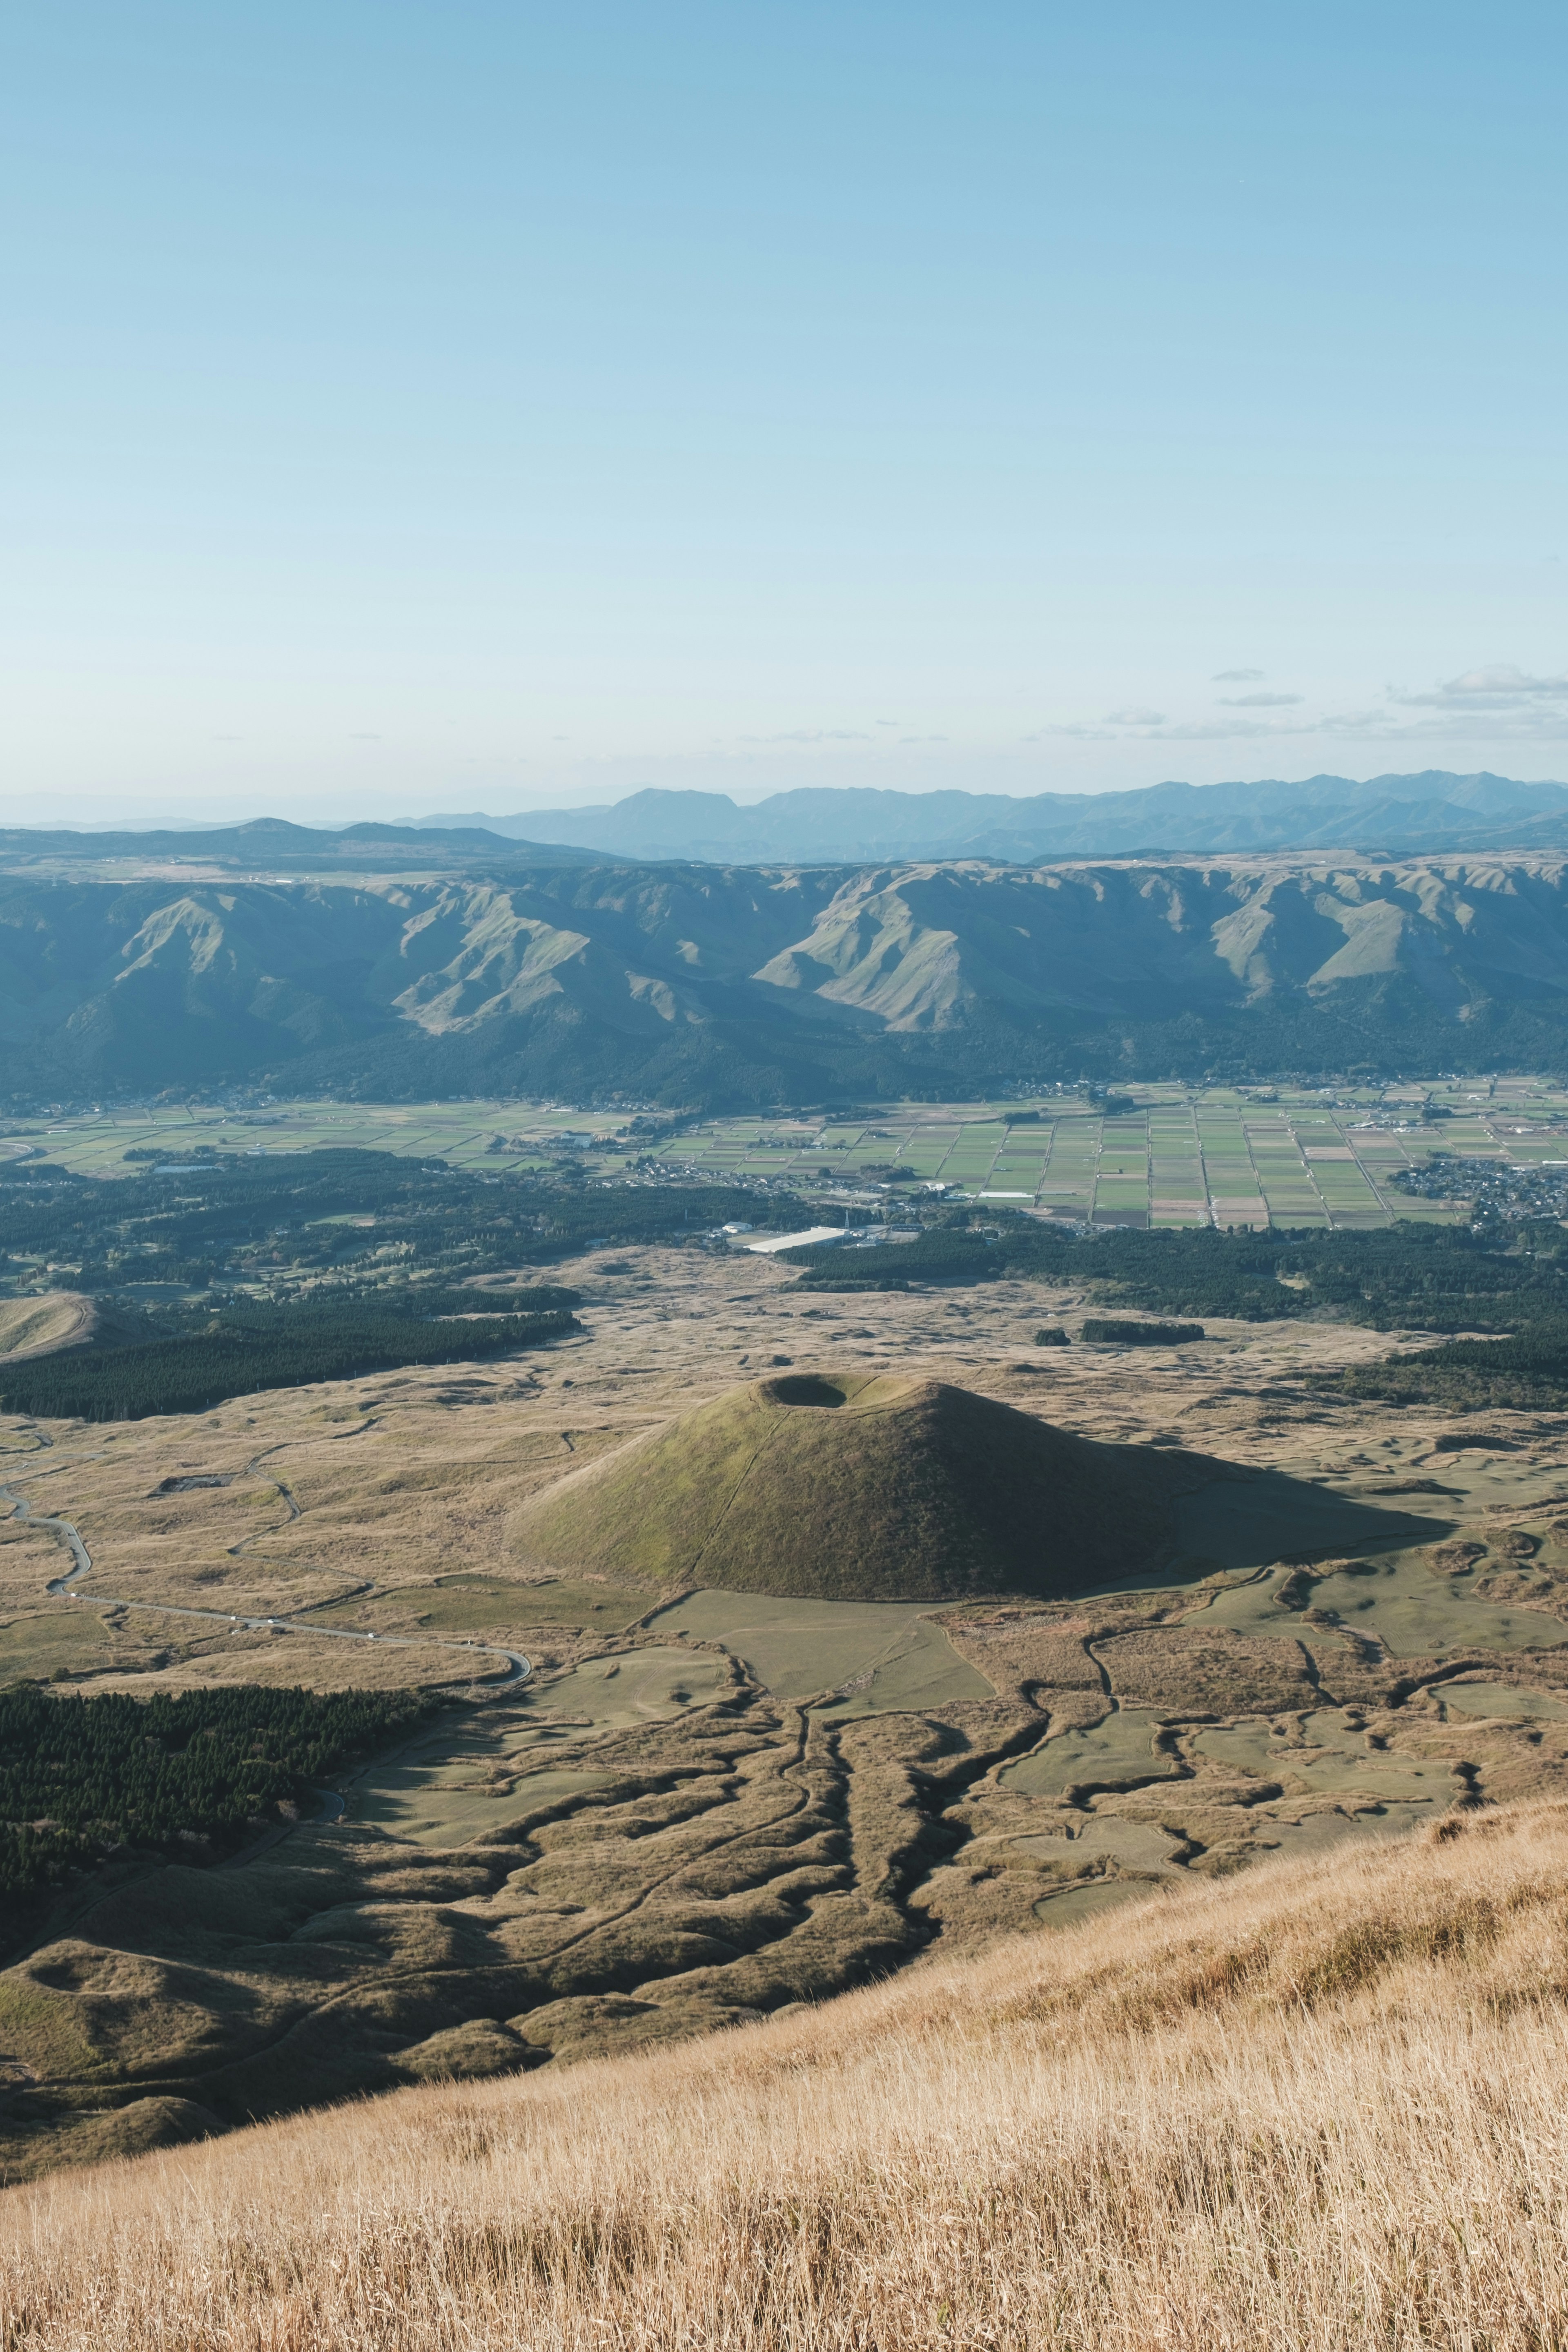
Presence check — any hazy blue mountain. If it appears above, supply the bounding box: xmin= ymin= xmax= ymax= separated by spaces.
xmin=410 ymin=773 xmax=1568 ymax=863
xmin=0 ymin=817 xmax=595 ymax=876
xmin=5 ymin=852 xmax=1568 ymax=1107
xmin=16 ymin=777 xmax=1568 ymax=880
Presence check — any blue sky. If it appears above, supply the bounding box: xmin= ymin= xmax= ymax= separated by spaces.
xmin=4 ymin=1 xmax=1566 ymax=821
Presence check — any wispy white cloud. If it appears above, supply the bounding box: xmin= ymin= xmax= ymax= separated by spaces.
xmin=1043 ymin=663 xmax=1568 ymax=747
xmin=1314 ymin=708 xmax=1405 ymax=735
xmin=1394 ymin=664 xmax=1568 ymax=710
xmin=1211 ymin=667 xmax=1264 ymax=683
xmin=1141 ymin=717 xmax=1301 ymax=742
xmin=739 ymin=729 xmax=871 ymax=743
xmin=1353 ymin=710 xmax=1568 ymax=742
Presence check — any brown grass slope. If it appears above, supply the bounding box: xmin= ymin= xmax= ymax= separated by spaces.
xmin=0 ymin=1292 xmax=104 ymax=1363
xmin=510 ymin=1369 xmax=1217 ymax=1602
xmin=8 ymin=1804 xmax=1568 ymax=2349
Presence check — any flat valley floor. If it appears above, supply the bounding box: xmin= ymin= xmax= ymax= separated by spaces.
xmin=7 ymin=1243 xmax=1568 ymax=2177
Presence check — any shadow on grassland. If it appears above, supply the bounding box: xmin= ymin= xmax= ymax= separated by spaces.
xmin=1174 ymin=1473 xmax=1454 ymax=1573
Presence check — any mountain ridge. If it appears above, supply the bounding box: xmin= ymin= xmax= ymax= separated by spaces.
xmin=4 ymin=852 xmax=1568 ymax=1104
xmin=408 ymin=771 xmax=1568 ymax=863
xmin=13 ymin=774 xmax=1568 ymax=880
xmin=0 ymin=816 xmax=597 ymax=877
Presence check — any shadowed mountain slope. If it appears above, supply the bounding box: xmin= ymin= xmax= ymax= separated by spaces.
xmin=4 ymin=854 xmax=1568 ymax=1102
xmin=509 ymin=1370 xmax=1221 ymax=1602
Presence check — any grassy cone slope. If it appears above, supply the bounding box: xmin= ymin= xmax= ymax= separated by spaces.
xmin=509 ymin=1370 xmax=1214 ymax=1601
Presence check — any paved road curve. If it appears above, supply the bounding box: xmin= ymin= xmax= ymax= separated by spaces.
xmin=0 ymin=1456 xmax=531 ymax=1688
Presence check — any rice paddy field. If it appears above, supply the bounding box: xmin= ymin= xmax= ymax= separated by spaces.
xmin=9 ymin=1076 xmax=1568 ymax=1228
xmin=650 ymin=1077 xmax=1568 ymax=1230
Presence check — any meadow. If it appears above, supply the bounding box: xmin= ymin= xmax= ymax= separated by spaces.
xmin=6 ymin=1801 xmax=1568 ymax=2349
xmin=7 ymin=1219 xmax=1568 ymax=2179
xmin=0 ymin=1099 xmax=636 ymax=1180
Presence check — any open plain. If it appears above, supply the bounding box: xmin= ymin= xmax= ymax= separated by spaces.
xmin=5 ymin=1239 xmax=1568 ymax=2180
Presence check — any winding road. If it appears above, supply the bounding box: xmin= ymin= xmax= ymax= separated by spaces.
xmin=0 ymin=1447 xmax=531 ymax=1690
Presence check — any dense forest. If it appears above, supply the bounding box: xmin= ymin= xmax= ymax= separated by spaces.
xmin=0 ymin=1148 xmax=798 ymax=1415
xmin=789 ymin=1209 xmax=1568 ymax=1327
xmin=0 ymin=1299 xmax=580 ymax=1420
xmin=0 ymin=1682 xmax=431 ymax=1933
xmin=1328 ymin=1320 xmax=1568 ymax=1412
xmin=1078 ymin=1317 xmax=1206 ymax=1345
xmin=0 ymin=1149 xmax=797 ymax=1296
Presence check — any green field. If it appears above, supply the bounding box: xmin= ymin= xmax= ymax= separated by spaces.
xmin=0 ymin=1100 xmax=633 ymax=1179
xmin=347 ymin=1650 xmax=730 ymax=1845
xmin=11 ymin=1077 xmax=1568 ymax=1232
xmin=648 ymin=1590 xmax=992 ymax=1713
xmin=647 ymin=1080 xmax=1566 ymax=1232
xmin=1 ymin=1096 xmax=639 ymax=1185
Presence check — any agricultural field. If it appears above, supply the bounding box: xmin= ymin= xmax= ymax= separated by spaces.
xmin=653 ymin=1077 xmax=1568 ymax=1231
xmin=11 ymin=1075 xmax=1568 ymax=1231
xmin=0 ymin=1100 xmax=634 ymax=1180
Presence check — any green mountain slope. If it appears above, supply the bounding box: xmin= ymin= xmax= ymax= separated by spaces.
xmin=508 ymin=1370 xmax=1220 ymax=1602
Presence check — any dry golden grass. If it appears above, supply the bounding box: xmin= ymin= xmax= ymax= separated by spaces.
xmin=7 ymin=1803 xmax=1568 ymax=2350
xmin=0 ymin=1292 xmax=97 ymax=1363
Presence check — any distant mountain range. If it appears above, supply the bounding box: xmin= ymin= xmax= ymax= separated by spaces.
xmin=5 ymin=852 xmax=1568 ymax=1107
xmin=406 ymin=771 xmax=1568 ymax=862
xmin=0 ymin=817 xmax=592 ymax=878
xmin=12 ymin=773 xmax=1568 ymax=881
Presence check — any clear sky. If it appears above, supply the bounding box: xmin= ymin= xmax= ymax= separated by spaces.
xmin=5 ymin=1 xmax=1566 ymax=823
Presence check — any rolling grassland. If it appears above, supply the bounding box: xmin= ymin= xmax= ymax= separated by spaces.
xmin=11 ymin=1239 xmax=1568 ymax=2187
xmin=5 ymin=1803 xmax=1568 ymax=2349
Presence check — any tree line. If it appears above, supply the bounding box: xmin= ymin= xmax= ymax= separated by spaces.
xmin=0 ymin=1682 xmax=432 ymax=1930
xmin=786 ymin=1209 xmax=1568 ymax=1409
xmin=0 ymin=1300 xmax=579 ymax=1421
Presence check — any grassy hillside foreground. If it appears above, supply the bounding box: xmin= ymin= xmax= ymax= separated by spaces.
xmin=5 ymin=1805 xmax=1568 ymax=2349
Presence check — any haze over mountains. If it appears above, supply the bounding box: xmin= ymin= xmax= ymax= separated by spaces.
xmin=408 ymin=771 xmax=1568 ymax=863
xmin=6 ymin=852 xmax=1568 ymax=1105
xmin=18 ymin=773 xmax=1568 ymax=875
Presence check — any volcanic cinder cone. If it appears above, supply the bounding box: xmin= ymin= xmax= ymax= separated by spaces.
xmin=510 ymin=1371 xmax=1218 ymax=1603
